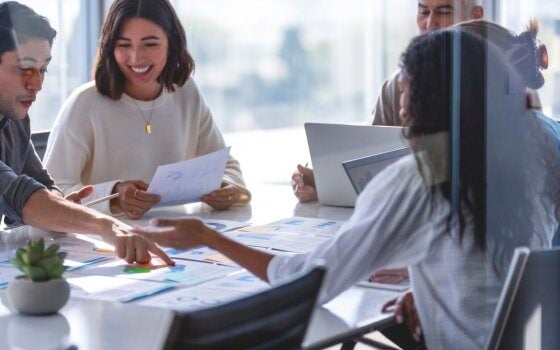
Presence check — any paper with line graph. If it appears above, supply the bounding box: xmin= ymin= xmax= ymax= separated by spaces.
xmin=148 ymin=147 xmax=230 ymax=206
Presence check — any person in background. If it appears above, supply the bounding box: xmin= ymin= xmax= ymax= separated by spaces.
xmin=292 ymin=0 xmax=484 ymax=203
xmin=135 ymin=27 xmax=560 ymax=348
xmin=0 ymin=1 xmax=172 ymax=265
xmin=44 ymin=0 xmax=250 ymax=220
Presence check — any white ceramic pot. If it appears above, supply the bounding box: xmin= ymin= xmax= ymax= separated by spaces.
xmin=7 ymin=277 xmax=70 ymax=315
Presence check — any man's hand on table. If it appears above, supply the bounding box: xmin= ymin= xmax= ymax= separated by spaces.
xmin=131 ymin=217 xmax=212 ymax=250
xmin=100 ymin=220 xmax=174 ymax=265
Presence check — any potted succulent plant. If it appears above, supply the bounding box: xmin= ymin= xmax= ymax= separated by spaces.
xmin=7 ymin=239 xmax=70 ymax=315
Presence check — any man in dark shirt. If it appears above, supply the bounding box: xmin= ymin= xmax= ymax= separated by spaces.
xmin=0 ymin=1 xmax=172 ymax=265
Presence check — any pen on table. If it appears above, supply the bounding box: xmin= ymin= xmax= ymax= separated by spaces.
xmin=84 ymin=193 xmax=119 ymax=207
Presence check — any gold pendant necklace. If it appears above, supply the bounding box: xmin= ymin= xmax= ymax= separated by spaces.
xmin=133 ymin=99 xmax=156 ymax=135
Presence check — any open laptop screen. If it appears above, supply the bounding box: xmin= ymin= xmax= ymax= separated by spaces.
xmin=342 ymin=148 xmax=410 ymax=194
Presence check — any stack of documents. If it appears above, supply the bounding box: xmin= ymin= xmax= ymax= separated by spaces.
xmin=0 ymin=216 xmax=350 ymax=309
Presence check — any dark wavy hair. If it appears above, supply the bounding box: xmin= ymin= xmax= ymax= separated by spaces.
xmin=94 ymin=0 xmax=194 ymax=100
xmin=401 ymin=29 xmax=559 ymax=267
xmin=0 ymin=1 xmax=57 ymax=60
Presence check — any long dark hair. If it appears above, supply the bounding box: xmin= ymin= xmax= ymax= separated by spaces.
xmin=94 ymin=0 xmax=195 ymax=100
xmin=401 ymin=29 xmax=558 ymax=271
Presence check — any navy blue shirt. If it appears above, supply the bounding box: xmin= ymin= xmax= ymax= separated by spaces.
xmin=0 ymin=116 xmax=58 ymax=226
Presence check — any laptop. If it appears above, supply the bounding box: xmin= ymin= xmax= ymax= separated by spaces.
xmin=305 ymin=123 xmax=406 ymax=207
xmin=343 ymin=148 xmax=410 ymax=194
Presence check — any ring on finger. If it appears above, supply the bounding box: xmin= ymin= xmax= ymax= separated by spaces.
xmin=133 ymin=189 xmax=139 ymax=199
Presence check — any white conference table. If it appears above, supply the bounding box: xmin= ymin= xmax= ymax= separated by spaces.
xmin=0 ymin=184 xmax=399 ymax=349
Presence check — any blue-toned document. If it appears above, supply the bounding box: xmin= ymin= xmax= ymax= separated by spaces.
xmin=147 ymin=147 xmax=231 ymax=206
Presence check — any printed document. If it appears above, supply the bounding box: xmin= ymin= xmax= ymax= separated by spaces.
xmin=148 ymin=147 xmax=230 ymax=206
xmin=77 ymin=259 xmax=240 ymax=286
xmin=68 ymin=275 xmax=173 ymax=302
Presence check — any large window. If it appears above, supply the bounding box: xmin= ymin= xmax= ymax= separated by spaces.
xmin=14 ymin=1 xmax=560 ymax=130
xmin=169 ymin=0 xmax=417 ymax=183
xmin=171 ymin=0 xmax=417 ymax=132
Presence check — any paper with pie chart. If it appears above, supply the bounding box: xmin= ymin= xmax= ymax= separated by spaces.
xmin=147 ymin=147 xmax=231 ymax=206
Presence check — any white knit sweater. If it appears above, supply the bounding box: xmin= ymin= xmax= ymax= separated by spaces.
xmin=44 ymin=79 xmax=248 ymax=213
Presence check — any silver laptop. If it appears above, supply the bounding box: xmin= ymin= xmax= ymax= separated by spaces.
xmin=343 ymin=148 xmax=411 ymax=194
xmin=305 ymin=123 xmax=406 ymax=207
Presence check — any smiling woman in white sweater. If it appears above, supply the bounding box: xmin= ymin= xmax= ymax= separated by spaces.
xmin=44 ymin=0 xmax=249 ymax=219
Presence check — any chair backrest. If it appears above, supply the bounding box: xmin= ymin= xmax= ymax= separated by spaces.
xmin=485 ymin=247 xmax=560 ymax=350
xmin=30 ymin=130 xmax=50 ymax=161
xmin=165 ymin=266 xmax=326 ymax=350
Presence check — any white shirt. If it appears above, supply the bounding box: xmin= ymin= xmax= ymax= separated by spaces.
xmin=268 ymin=150 xmax=554 ymax=349
xmin=44 ymin=79 xmax=248 ymax=213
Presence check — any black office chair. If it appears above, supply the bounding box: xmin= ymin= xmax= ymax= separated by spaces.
xmin=30 ymin=130 xmax=50 ymax=161
xmin=165 ymin=266 xmax=326 ymax=350
xmin=485 ymin=247 xmax=560 ymax=350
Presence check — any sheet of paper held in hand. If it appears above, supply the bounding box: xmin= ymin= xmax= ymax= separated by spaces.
xmin=147 ymin=147 xmax=230 ymax=206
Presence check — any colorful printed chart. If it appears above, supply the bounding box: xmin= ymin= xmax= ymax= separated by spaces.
xmin=50 ymin=234 xmax=115 ymax=255
xmin=0 ymin=247 xmax=111 ymax=271
xmin=77 ymin=259 xmax=240 ymax=286
xmin=0 ymin=216 xmax=345 ymax=311
xmin=68 ymin=275 xmax=174 ymax=302
xmin=129 ymin=218 xmax=250 ymax=234
xmin=240 ymin=217 xmax=344 ymax=237
xmin=139 ymin=271 xmax=271 ymax=311
xmin=200 ymin=219 xmax=250 ymax=232
xmin=223 ymin=230 xmax=331 ymax=253
xmin=62 ymin=251 xmax=112 ymax=271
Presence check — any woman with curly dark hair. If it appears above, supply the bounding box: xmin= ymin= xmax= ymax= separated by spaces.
xmin=135 ymin=28 xmax=560 ymax=348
